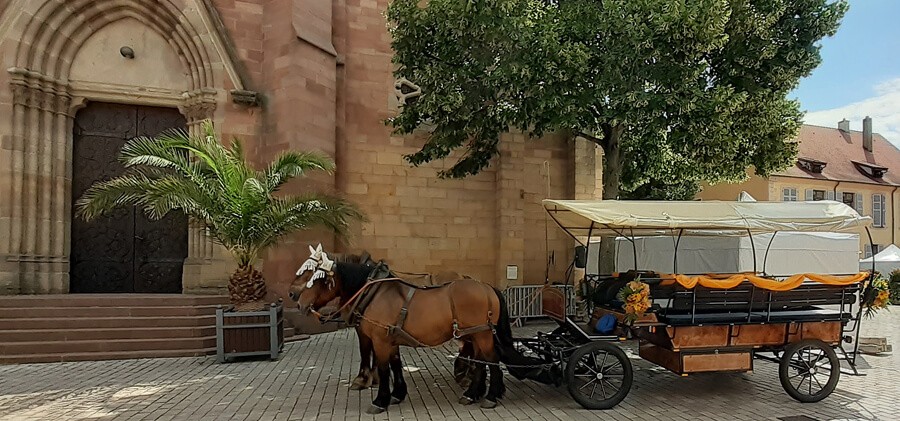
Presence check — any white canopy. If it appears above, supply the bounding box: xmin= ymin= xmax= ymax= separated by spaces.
xmin=543 ymin=199 xmax=872 ymax=242
xmin=859 ymin=244 xmax=900 ymax=274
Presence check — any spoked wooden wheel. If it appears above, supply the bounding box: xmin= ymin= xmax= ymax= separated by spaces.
xmin=565 ymin=342 xmax=633 ymax=409
xmin=778 ymin=339 xmax=840 ymax=403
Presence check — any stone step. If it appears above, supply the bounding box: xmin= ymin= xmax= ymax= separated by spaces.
xmin=0 ymin=327 xmax=216 ymax=342
xmin=0 ymin=337 xmax=217 ymax=355
xmin=0 ymin=305 xmax=221 ymax=319
xmin=0 ymin=348 xmax=216 ymax=364
xmin=0 ymin=315 xmax=216 ymax=330
xmin=0 ymin=294 xmax=229 ymax=308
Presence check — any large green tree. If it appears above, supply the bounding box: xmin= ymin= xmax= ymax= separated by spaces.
xmin=387 ymin=0 xmax=846 ymax=270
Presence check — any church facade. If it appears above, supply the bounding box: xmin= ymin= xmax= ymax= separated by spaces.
xmin=0 ymin=0 xmax=600 ymax=297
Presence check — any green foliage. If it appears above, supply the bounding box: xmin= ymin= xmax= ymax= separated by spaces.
xmin=387 ymin=0 xmax=847 ymax=193
xmin=75 ymin=121 xmax=365 ymax=268
xmin=620 ymin=179 xmax=701 ymax=201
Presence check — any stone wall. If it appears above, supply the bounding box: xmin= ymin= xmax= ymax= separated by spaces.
xmin=0 ymin=0 xmax=598 ymax=296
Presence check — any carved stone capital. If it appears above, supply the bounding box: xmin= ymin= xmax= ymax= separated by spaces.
xmin=8 ymin=68 xmax=71 ymax=111
xmin=179 ymin=88 xmax=218 ymax=123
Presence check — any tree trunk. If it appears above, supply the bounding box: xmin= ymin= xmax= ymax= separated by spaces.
xmin=597 ymin=124 xmax=623 ymax=274
xmin=228 ymin=264 xmax=267 ymax=309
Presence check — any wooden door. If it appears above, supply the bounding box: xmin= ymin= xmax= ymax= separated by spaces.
xmin=70 ymin=102 xmax=189 ymax=293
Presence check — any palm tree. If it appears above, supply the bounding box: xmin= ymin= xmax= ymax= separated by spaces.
xmin=75 ymin=120 xmax=365 ymax=308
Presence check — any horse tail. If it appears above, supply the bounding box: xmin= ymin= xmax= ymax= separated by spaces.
xmin=491 ymin=287 xmax=552 ymax=383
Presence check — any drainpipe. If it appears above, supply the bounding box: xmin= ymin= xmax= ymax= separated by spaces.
xmin=832 ymin=181 xmax=841 ymax=200
xmin=893 ymin=186 xmax=898 ymax=245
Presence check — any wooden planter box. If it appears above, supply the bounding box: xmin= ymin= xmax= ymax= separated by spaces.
xmin=216 ymin=302 xmax=284 ymax=363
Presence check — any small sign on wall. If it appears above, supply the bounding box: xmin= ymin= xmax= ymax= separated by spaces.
xmin=506 ymin=265 xmax=518 ymax=280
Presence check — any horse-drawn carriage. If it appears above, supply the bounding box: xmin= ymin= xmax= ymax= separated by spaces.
xmin=511 ymin=199 xmax=875 ymax=409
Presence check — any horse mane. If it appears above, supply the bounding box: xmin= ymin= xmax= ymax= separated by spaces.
xmin=330 ymin=251 xmax=373 ymax=265
xmin=334 ymin=260 xmax=375 ymax=298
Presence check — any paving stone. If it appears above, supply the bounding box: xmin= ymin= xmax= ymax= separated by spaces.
xmin=1 ymin=311 xmax=898 ymax=421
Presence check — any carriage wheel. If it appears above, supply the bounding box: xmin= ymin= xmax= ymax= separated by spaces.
xmin=778 ymin=339 xmax=840 ymax=403
xmin=565 ymin=342 xmax=632 ymax=409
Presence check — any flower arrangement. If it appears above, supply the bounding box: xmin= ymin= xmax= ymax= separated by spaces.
xmin=863 ymin=272 xmax=892 ymax=319
xmin=617 ymin=279 xmax=651 ymax=324
xmin=890 ymin=269 xmax=900 ymax=306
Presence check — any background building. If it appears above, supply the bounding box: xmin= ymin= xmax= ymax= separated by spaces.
xmin=0 ymin=0 xmax=601 ymax=297
xmin=699 ymin=118 xmax=900 ymax=256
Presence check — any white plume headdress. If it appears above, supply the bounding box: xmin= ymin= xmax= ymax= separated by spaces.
xmin=295 ymin=243 xmax=335 ymax=289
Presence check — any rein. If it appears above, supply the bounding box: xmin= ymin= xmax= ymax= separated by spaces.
xmin=310 ymin=277 xmax=406 ymax=323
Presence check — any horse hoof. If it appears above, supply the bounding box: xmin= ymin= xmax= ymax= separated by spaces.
xmin=480 ymin=400 xmax=498 ymax=409
xmin=390 ymin=396 xmax=403 ymax=405
xmin=366 ymin=405 xmax=386 ymax=414
xmin=458 ymin=396 xmax=475 ymax=405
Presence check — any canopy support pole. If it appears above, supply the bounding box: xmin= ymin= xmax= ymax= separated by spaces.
xmin=747 ymin=229 xmax=757 ymax=274
xmin=673 ymin=229 xmax=684 ymax=274
xmin=630 ymin=228 xmax=637 ymax=272
xmin=762 ymin=232 xmax=778 ymax=277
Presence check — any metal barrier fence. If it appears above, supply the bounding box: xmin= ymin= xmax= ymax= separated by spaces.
xmin=503 ymin=284 xmax=577 ymax=321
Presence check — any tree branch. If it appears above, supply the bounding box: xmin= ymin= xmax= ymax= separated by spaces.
xmin=575 ymin=130 xmax=606 ymax=147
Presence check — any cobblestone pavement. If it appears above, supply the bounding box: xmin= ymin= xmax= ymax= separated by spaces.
xmin=1 ymin=311 xmax=897 ymax=421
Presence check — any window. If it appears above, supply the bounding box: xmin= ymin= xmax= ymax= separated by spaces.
xmin=805 ymin=189 xmax=834 ymax=201
xmin=842 ymin=192 xmax=864 ymax=215
xmin=865 ymin=244 xmax=882 ymax=258
xmin=872 ymin=194 xmax=886 ymax=228
xmin=782 ymin=188 xmax=798 ymax=202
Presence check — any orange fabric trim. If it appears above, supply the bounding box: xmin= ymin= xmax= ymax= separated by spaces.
xmin=658 ymin=272 xmax=869 ymax=291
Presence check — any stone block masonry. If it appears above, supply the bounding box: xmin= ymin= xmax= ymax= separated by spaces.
xmin=0 ymin=0 xmax=600 ymax=296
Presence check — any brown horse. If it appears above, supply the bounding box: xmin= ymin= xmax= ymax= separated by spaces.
xmin=310 ymin=248 xmax=476 ymax=391
xmin=289 ymin=248 xmax=535 ymax=414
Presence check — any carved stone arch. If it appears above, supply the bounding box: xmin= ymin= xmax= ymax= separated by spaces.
xmin=0 ymin=0 xmax=248 ymax=294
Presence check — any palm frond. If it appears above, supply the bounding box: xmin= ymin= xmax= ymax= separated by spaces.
xmin=264 ymin=151 xmax=335 ymax=192
xmin=74 ymin=118 xmax=366 ymax=272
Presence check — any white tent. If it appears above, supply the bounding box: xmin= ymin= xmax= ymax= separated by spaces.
xmin=859 ymin=244 xmax=900 ymax=275
xmin=613 ymin=233 xmax=860 ymax=276
xmin=737 ymin=191 xmax=757 ymax=202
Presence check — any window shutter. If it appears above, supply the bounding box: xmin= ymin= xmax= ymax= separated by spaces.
xmin=805 ymin=189 xmax=813 ymax=201
xmin=825 ymin=191 xmax=834 ymax=200
xmin=855 ymin=194 xmax=864 ymax=215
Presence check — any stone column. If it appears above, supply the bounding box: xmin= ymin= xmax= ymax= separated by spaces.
xmin=3 ymin=69 xmax=73 ymax=294
xmin=495 ymin=133 xmax=526 ymax=288
xmin=178 ymin=90 xmax=231 ymax=295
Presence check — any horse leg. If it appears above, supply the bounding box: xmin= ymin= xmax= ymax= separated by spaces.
xmin=453 ymin=341 xmax=475 ymax=390
xmin=458 ymin=361 xmax=486 ymax=404
xmin=389 ymin=347 xmax=408 ymax=404
xmin=475 ymin=332 xmax=504 ymax=409
xmin=351 ymin=328 xmax=374 ymax=390
xmin=366 ymin=343 xmax=394 ymax=414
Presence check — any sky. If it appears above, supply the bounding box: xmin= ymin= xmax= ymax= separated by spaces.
xmin=793 ymin=0 xmax=900 ymax=145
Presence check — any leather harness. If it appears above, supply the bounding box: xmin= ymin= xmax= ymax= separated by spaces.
xmin=331 ymin=261 xmax=496 ymax=346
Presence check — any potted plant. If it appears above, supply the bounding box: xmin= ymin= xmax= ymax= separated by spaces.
xmin=75 ymin=120 xmax=364 ymax=362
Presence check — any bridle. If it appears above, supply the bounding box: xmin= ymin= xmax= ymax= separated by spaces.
xmin=293 ymin=245 xmax=342 ymax=323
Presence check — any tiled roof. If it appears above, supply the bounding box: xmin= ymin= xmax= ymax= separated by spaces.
xmin=775 ymin=124 xmax=900 ymax=186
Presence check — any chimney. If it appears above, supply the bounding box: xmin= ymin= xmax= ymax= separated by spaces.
xmin=863 ymin=116 xmax=873 ymax=152
xmin=838 ymin=119 xmax=850 ymax=132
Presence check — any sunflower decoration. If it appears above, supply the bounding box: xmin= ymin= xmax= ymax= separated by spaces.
xmin=617 ymin=279 xmax=652 ymax=324
xmin=862 ymin=272 xmax=892 ymax=319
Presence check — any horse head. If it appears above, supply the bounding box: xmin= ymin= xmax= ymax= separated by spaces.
xmin=289 ymin=243 xmax=342 ymax=316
